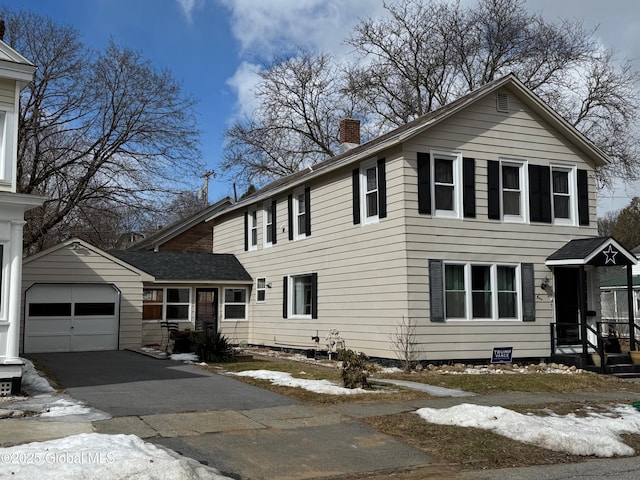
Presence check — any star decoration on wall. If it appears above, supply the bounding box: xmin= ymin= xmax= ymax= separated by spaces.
xmin=602 ymin=245 xmax=619 ymax=265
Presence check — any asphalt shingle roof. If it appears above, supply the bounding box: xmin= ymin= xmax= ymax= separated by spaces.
xmin=546 ymin=237 xmax=610 ymax=262
xmin=109 ymin=251 xmax=252 ymax=282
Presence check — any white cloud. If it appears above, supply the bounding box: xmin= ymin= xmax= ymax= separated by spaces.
xmin=219 ymin=0 xmax=386 ymax=58
xmin=176 ymin=0 xmax=205 ymax=23
xmin=225 ymin=61 xmax=262 ymax=119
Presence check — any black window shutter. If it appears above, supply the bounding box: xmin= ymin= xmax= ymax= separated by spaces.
xmin=243 ymin=211 xmax=249 ymax=251
xmin=529 ymin=165 xmax=551 ymax=223
xmin=271 ymin=199 xmax=278 ymax=245
xmin=377 ymin=158 xmax=387 ymax=219
xmin=521 ymin=263 xmax=535 ymax=321
xmin=311 ymin=272 xmax=318 ymax=319
xmin=352 ymin=168 xmax=361 ymax=225
xmin=577 ymin=169 xmax=589 ymax=226
xmin=463 ymin=157 xmax=476 ymax=218
xmin=417 ymin=152 xmax=431 ymax=214
xmin=487 ymin=160 xmax=500 ymax=220
xmin=283 ymin=276 xmax=288 ymax=318
xmin=287 ymin=194 xmax=294 ymax=240
xmin=429 ymin=260 xmax=445 ymax=322
xmin=304 ymin=186 xmax=311 ymax=235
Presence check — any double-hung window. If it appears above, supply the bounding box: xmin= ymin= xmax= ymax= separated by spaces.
xmin=361 ymin=160 xmax=379 ymax=223
xmin=256 ymin=278 xmax=266 ymax=302
xmin=293 ymin=188 xmax=307 ymax=239
xmin=263 ymin=202 xmax=274 ymax=247
xmin=224 ymin=288 xmax=247 ymax=320
xmin=431 ymin=152 xmax=461 ymax=218
xmin=248 ymin=208 xmax=258 ymax=250
xmin=551 ymin=166 xmax=576 ymax=225
xmin=0 ymin=110 xmax=7 ymax=185
xmin=443 ymin=263 xmax=520 ymax=320
xmin=500 ymin=160 xmax=526 ymax=222
xmin=166 ymin=288 xmax=190 ymax=321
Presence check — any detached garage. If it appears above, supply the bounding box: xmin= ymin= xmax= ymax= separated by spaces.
xmin=24 ymin=284 xmax=120 ymax=353
xmin=21 ymin=239 xmax=153 ymax=353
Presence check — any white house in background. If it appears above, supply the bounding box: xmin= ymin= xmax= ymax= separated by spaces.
xmin=0 ymin=39 xmax=45 ymax=394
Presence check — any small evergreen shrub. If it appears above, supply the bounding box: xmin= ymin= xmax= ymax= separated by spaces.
xmin=193 ymin=330 xmax=235 ymax=362
xmin=338 ymin=348 xmax=371 ymax=389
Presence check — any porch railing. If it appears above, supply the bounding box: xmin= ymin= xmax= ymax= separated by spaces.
xmin=550 ymin=320 xmax=634 ymax=373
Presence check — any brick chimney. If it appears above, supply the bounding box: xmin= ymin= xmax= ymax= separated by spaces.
xmin=339 ymin=118 xmax=360 ymax=153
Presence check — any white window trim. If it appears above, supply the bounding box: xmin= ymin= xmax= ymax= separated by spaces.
xmin=263 ymin=201 xmax=274 ymax=248
xmin=499 ymin=158 xmax=528 ymax=223
xmin=0 ymin=243 xmax=6 ymax=321
xmin=444 ymin=262 xmax=522 ymax=321
xmin=550 ymin=164 xmax=577 ymax=226
xmin=256 ymin=277 xmax=266 ymax=303
xmin=142 ymin=287 xmax=191 ymax=323
xmin=248 ymin=207 xmax=258 ymax=251
xmin=0 ymin=109 xmax=8 ymax=186
xmin=360 ymin=159 xmax=379 ymax=225
xmin=431 ymin=151 xmax=462 ymax=219
xmin=222 ymin=287 xmax=248 ymax=321
xmin=292 ymin=187 xmax=307 ymax=240
xmin=288 ymin=273 xmax=313 ymax=319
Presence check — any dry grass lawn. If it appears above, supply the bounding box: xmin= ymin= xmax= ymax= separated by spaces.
xmin=203 ymin=354 xmax=640 ymax=473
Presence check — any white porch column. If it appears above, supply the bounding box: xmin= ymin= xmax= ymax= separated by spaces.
xmin=4 ymin=220 xmax=25 ymax=363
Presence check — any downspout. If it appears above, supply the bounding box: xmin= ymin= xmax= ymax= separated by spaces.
xmin=629 ymin=265 xmax=636 ymax=351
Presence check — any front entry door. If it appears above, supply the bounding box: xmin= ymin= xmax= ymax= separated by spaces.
xmin=554 ymin=267 xmax=582 ymax=345
xmin=196 ymin=288 xmax=218 ymax=331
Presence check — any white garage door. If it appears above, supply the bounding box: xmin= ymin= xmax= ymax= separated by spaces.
xmin=24 ymin=284 xmax=120 ymax=353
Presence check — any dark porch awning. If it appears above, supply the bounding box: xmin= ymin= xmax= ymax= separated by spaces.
xmin=546 ymin=237 xmax=637 ymax=267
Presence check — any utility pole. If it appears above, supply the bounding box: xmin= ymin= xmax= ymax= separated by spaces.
xmin=200 ymin=170 xmax=215 ymax=205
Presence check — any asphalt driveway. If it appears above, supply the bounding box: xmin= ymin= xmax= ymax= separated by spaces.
xmin=27 ymin=350 xmax=296 ymax=416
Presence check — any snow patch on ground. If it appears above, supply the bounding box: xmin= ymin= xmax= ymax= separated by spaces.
xmin=21 ymin=359 xmax=55 ymax=395
xmin=417 ymin=403 xmax=640 ymax=457
xmin=0 ymin=433 xmax=233 ymax=479
xmin=229 ymin=369 xmax=373 ymax=395
xmin=170 ymin=353 xmax=199 ymax=362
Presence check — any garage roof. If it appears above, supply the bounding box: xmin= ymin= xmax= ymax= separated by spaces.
xmin=110 ymin=251 xmax=252 ymax=282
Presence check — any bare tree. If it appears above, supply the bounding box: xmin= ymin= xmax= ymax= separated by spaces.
xmin=224 ymin=0 xmax=640 ymax=189
xmin=222 ymin=50 xmax=357 ymax=186
xmin=391 ymin=316 xmax=423 ymax=372
xmin=2 ymin=8 xmax=203 ymax=253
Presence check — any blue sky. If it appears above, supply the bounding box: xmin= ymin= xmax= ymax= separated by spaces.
xmin=6 ymin=0 xmax=640 ymax=215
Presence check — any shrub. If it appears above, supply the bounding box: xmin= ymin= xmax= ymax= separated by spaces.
xmin=338 ymin=348 xmax=371 ymax=389
xmin=193 ymin=330 xmax=235 ymax=362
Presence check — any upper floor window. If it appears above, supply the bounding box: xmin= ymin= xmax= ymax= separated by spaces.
xmin=551 ymin=166 xmax=576 ymax=225
xmin=353 ymin=158 xmax=387 ymax=225
xmin=431 ymin=152 xmax=461 ymax=218
xmin=263 ymin=201 xmax=274 ymax=247
xmin=248 ymin=208 xmax=258 ymax=250
xmin=288 ymin=187 xmax=310 ymax=240
xmin=500 ymin=160 xmax=527 ymax=222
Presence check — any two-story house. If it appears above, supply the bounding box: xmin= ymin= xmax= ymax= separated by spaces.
xmin=0 ymin=39 xmax=44 ymax=394
xmin=19 ymin=73 xmax=637 ymax=367
xmin=206 ymin=73 xmax=636 ymax=363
